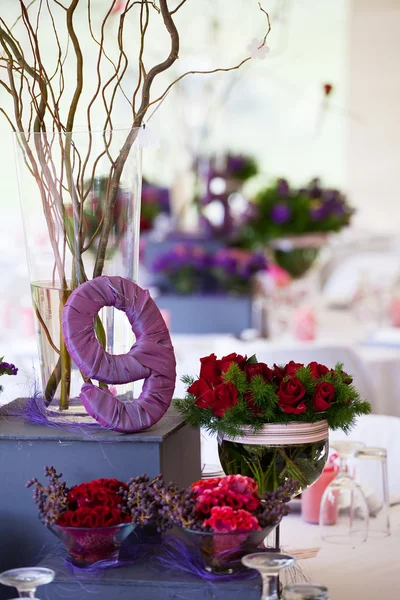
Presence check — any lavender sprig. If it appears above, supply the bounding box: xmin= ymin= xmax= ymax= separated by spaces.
xmin=26 ymin=466 xmax=69 ymax=526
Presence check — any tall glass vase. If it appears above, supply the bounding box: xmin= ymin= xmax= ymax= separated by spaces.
xmin=14 ymin=128 xmax=142 ymax=414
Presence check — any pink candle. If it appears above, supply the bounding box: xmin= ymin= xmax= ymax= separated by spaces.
xmin=301 ymin=464 xmax=338 ymax=524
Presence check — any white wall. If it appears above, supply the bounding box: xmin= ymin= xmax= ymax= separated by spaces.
xmin=347 ymin=0 xmax=400 ymax=233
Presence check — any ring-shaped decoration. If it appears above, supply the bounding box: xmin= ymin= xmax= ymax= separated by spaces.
xmin=62 ymin=276 xmax=176 ymax=433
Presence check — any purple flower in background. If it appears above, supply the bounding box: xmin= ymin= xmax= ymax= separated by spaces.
xmin=309 ymin=204 xmax=328 ymax=221
xmin=151 ymin=245 xmax=210 ymax=273
xmin=214 ymin=248 xmax=267 ymax=280
xmin=227 ymin=155 xmax=248 ymax=174
xmin=270 ymin=203 xmax=292 ymax=224
xmin=308 ymin=178 xmax=322 ymax=199
xmin=277 ymin=179 xmax=290 ymax=197
xmin=0 ymin=360 xmax=18 ymax=377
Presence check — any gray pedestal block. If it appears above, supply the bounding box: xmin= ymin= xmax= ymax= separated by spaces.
xmin=34 ymin=552 xmax=261 ymax=600
xmin=0 ymin=400 xmax=201 ymax=578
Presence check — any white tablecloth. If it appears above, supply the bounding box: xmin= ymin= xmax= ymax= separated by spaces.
xmin=279 ymin=506 xmax=400 ymax=599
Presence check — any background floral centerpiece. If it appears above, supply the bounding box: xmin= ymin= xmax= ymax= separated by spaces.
xmin=151 ymin=245 xmax=267 ymax=295
xmin=175 ymin=353 xmax=371 ymax=495
xmin=237 ymin=178 xmax=354 ymax=278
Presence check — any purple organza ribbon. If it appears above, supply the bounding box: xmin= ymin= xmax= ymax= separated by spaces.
xmin=62 ymin=276 xmax=176 ymax=433
xmin=60 ymin=534 xmax=258 ymax=582
xmin=158 ymin=535 xmax=259 ymax=582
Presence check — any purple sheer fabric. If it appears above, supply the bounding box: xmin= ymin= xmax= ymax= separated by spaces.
xmin=62 ymin=276 xmax=176 ymax=433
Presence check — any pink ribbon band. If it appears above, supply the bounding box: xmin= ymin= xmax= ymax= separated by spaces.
xmin=218 ymin=420 xmax=329 ymax=446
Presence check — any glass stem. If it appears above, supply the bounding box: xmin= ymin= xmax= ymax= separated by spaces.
xmin=261 ymin=573 xmax=279 ymax=600
xmin=19 ymin=592 xmax=36 ymax=598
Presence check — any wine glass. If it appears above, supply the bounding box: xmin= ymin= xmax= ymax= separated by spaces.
xmin=241 ymin=552 xmax=295 ymax=600
xmin=319 ymin=440 xmax=369 ymax=544
xmin=0 ymin=568 xmax=55 ymax=598
xmin=283 ymin=584 xmax=329 ymax=599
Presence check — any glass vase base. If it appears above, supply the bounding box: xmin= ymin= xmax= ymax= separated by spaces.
xmin=45 ymin=397 xmax=98 ymax=425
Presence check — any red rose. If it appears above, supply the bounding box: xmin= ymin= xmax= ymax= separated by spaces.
xmin=208 ymin=382 xmax=239 ymax=417
xmin=314 ymin=381 xmax=336 ymax=411
xmin=190 ymin=378 xmax=238 ymax=417
xmin=277 ymin=377 xmax=307 ymax=414
xmin=245 ymin=362 xmax=275 ymax=383
xmin=283 ymin=361 xmax=304 ymax=377
xmin=199 ymin=353 xmax=222 ymax=387
xmin=188 ymin=377 xmax=211 ymax=402
xmin=217 ymin=353 xmax=247 ymax=374
xmin=308 ymin=362 xmax=329 ymax=379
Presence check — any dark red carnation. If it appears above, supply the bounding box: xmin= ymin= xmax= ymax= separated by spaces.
xmin=313 ymin=381 xmax=336 ymax=411
xmin=245 ymin=362 xmax=275 ymax=383
xmin=204 ymin=506 xmax=260 ymax=533
xmin=277 ymin=377 xmax=307 ymax=414
xmin=57 ymin=511 xmax=74 ymax=527
xmin=308 ymin=362 xmax=329 ymax=379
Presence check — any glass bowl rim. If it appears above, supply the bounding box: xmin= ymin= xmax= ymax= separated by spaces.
xmin=177 ymin=524 xmax=275 ymax=537
xmin=51 ymin=522 xmax=133 ymax=533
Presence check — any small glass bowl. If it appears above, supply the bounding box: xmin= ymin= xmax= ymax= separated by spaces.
xmin=178 ymin=525 xmax=276 ymax=574
xmin=51 ymin=523 xmax=133 ymax=567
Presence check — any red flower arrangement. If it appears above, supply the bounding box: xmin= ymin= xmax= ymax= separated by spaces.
xmin=175 ymin=353 xmax=370 ymax=436
xmin=56 ymin=479 xmax=131 ymax=528
xmin=172 ymin=474 xmax=295 ymax=534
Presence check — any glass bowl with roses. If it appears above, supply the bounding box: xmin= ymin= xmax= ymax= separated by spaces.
xmin=175 ymin=353 xmax=370 ymax=497
xmin=26 ymin=468 xmax=185 ymax=567
xmin=170 ymin=474 xmax=296 ymax=574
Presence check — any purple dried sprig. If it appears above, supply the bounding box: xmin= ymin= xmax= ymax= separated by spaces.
xmin=26 ymin=466 xmax=69 ymax=526
xmin=255 ymin=479 xmax=298 ymax=528
xmin=122 ymin=474 xmax=185 ymax=533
